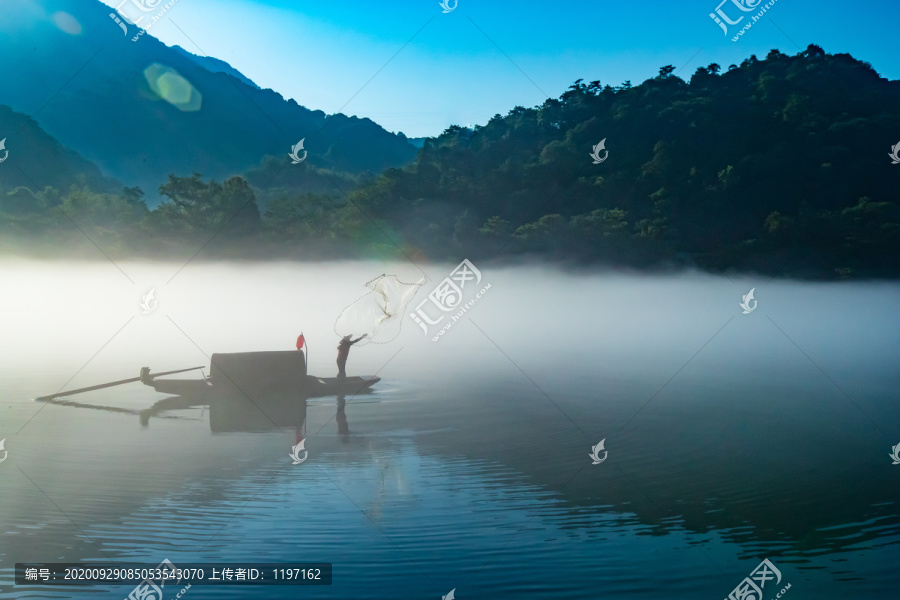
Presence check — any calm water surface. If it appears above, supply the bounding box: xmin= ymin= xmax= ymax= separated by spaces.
xmin=1 ymin=261 xmax=898 ymax=599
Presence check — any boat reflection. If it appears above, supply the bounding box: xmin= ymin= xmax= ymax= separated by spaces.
xmin=38 ymin=387 xmax=365 ymax=441
xmin=33 ymin=351 xmax=378 ymax=449
xmin=136 ymin=391 xmax=310 ymax=433
xmin=137 ymin=390 xmax=368 ymax=444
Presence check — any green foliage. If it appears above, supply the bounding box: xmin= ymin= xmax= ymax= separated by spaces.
xmin=334 ymin=44 xmax=900 ymax=277
xmin=2 ymin=45 xmax=899 ymax=277
xmin=153 ymin=174 xmax=260 ymax=236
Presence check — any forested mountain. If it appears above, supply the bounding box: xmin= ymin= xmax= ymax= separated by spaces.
xmin=0 ymin=0 xmax=417 ymax=199
xmin=171 ymin=46 xmax=261 ymax=90
xmin=2 ymin=45 xmax=898 ymax=278
xmin=341 ymin=45 xmax=900 ymax=277
xmin=0 ymin=105 xmax=119 ymax=195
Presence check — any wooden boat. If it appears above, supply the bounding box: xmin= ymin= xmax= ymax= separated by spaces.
xmin=34 ymin=349 xmax=380 ymax=406
xmin=140 ymin=350 xmax=380 ymax=399
xmin=144 ymin=373 xmax=380 ymax=398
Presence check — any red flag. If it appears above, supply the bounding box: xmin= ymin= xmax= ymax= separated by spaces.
xmin=296 ymin=334 xmax=305 ymax=350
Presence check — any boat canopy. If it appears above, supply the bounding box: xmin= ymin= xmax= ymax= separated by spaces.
xmin=210 ymin=351 xmax=307 ymax=397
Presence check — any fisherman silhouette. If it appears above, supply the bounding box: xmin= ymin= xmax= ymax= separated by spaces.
xmin=336 ymin=334 xmax=366 ymax=381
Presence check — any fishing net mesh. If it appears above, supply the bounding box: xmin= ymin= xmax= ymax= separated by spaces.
xmin=333 ymin=274 xmax=426 ymax=345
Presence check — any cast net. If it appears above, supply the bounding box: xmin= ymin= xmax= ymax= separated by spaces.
xmin=334 ymin=274 xmax=426 ymax=344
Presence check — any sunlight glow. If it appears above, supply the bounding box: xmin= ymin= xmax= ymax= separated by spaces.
xmin=143 ymin=63 xmax=202 ymax=111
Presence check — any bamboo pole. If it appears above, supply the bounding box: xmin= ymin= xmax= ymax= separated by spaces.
xmin=34 ymin=366 xmax=204 ymax=401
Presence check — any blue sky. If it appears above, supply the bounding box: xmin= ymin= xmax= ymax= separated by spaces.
xmin=100 ymin=0 xmax=900 ymax=138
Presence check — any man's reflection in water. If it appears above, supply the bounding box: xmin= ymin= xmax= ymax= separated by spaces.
xmin=336 ymin=395 xmax=350 ymax=443
xmin=288 ymin=397 xmax=309 ymax=465
xmin=294 ymin=398 xmax=306 ymax=449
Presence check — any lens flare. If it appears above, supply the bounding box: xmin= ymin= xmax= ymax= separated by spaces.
xmin=52 ymin=11 xmax=82 ymax=35
xmin=143 ymin=63 xmax=202 ymax=111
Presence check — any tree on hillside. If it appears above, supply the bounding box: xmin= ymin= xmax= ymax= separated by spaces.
xmin=153 ymin=174 xmax=260 ymax=236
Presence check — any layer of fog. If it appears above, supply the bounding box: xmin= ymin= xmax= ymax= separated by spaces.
xmin=1 ymin=260 xmax=898 ymax=392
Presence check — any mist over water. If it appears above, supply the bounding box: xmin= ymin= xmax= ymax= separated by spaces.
xmin=1 ymin=260 xmax=898 ymax=599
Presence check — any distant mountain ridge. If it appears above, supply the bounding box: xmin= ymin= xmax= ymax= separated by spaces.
xmin=171 ymin=45 xmax=261 ymax=89
xmin=0 ymin=104 xmax=119 ymax=194
xmin=0 ymin=0 xmax=417 ymax=199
